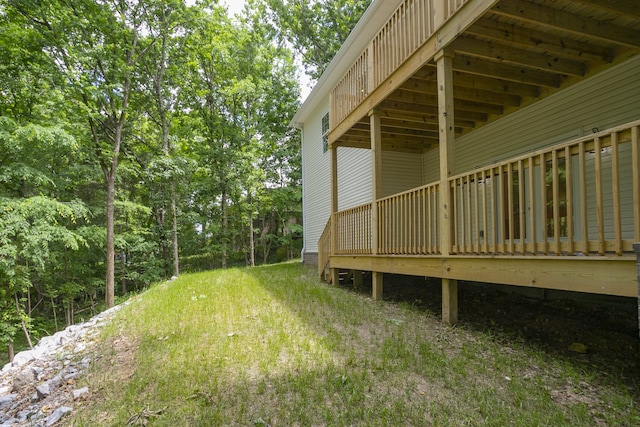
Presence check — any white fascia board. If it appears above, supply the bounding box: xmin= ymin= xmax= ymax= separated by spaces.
xmin=290 ymin=0 xmax=405 ymax=129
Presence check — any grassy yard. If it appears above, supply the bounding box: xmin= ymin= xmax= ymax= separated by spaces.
xmin=71 ymin=262 xmax=639 ymax=426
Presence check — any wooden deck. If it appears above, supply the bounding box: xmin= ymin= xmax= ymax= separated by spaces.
xmin=320 ymin=121 xmax=640 ymax=299
xmin=329 ymin=0 xmax=640 ymax=151
xmin=319 ymin=0 xmax=640 ymax=323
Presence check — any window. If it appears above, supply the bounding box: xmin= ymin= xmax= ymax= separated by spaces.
xmin=321 ymin=112 xmax=329 ymax=153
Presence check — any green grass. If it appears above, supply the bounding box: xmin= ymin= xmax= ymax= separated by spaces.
xmin=70 ymin=262 xmax=639 ymax=426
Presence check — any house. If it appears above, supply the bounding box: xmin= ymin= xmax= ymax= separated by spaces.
xmin=291 ymin=0 xmax=640 ymax=324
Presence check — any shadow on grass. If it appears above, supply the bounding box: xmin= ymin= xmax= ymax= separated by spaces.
xmin=359 ymin=272 xmax=639 ymax=389
xmin=247 ymin=263 xmax=640 ymax=394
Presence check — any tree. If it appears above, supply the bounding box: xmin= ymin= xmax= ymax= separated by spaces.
xmin=9 ymin=0 xmax=164 ymax=307
xmin=0 ymin=117 xmax=87 ymax=359
xmin=135 ymin=0 xmax=192 ymax=277
xmin=258 ymin=0 xmax=373 ymax=80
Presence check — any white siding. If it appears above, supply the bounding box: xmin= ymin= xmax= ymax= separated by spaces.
xmin=301 ymin=102 xmax=331 ymax=254
xmin=301 ymin=105 xmax=372 ymax=253
xmin=337 ymin=147 xmax=371 ymax=209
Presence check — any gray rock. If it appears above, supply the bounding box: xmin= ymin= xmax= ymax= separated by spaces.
xmin=72 ymin=387 xmax=89 ymax=400
xmin=12 ymin=368 xmax=36 ymax=392
xmin=0 ymin=394 xmax=18 ymax=410
xmin=44 ymin=406 xmax=72 ymax=426
xmin=35 ymin=382 xmax=51 ymax=399
xmin=11 ymin=350 xmax=35 ymax=368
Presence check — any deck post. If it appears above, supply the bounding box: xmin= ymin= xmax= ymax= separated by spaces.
xmin=330 ymin=139 xmax=339 ymax=285
xmin=442 ymin=278 xmax=458 ymax=325
xmin=436 ymin=49 xmax=458 ymax=323
xmin=370 ymin=108 xmax=383 ymax=300
xmin=372 ymin=272 xmax=383 ymax=301
xmin=353 ymin=270 xmax=363 ymax=288
xmin=635 ymin=243 xmax=640 ymax=337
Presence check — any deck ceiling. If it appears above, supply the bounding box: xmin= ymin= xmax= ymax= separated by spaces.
xmin=335 ymin=0 xmax=640 ymax=153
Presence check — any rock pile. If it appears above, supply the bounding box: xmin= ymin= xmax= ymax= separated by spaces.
xmin=0 ymin=304 xmax=125 ymax=426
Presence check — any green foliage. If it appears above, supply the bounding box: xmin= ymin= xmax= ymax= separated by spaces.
xmin=0 ymin=0 xmax=304 ymax=356
xmin=259 ymin=0 xmax=373 ymax=80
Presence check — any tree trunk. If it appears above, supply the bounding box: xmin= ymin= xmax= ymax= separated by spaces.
xmin=171 ymin=185 xmax=179 ymax=277
xmin=8 ymin=342 xmax=14 ymax=363
xmin=221 ymin=185 xmax=228 ymax=269
xmin=105 ymin=171 xmax=116 ymax=308
xmin=50 ymin=296 xmax=58 ymax=331
xmin=15 ymin=294 xmax=33 ymax=350
xmin=249 ymin=206 xmax=255 ymax=267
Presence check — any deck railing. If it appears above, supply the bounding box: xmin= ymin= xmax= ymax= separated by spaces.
xmin=331 ymin=0 xmax=469 ymax=128
xmin=377 ymin=182 xmax=440 ymax=254
xmin=449 ymin=121 xmax=640 ymax=256
xmin=318 ymin=218 xmax=332 ymax=277
xmin=335 ymin=203 xmax=373 ymax=254
xmin=322 ymin=119 xmax=640 ymax=260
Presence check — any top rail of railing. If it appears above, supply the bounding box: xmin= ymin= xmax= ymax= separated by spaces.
xmin=330 ymin=0 xmax=469 ymax=128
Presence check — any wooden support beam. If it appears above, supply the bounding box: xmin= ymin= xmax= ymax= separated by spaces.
xmin=437 ymin=50 xmax=455 ymax=257
xmin=400 ymin=78 xmax=522 ymax=106
xmin=388 ymin=89 xmax=505 ymax=116
xmin=451 ymin=36 xmax=586 ymax=77
xmin=372 ymin=271 xmax=383 ymax=301
xmin=380 ymin=114 xmax=473 ymax=132
xmin=330 ymin=143 xmax=338 ymax=272
xmin=353 ymin=270 xmax=363 ymax=288
xmin=491 ymin=0 xmax=640 ymax=49
xmin=453 ymin=55 xmax=561 ymax=88
xmin=329 ymin=255 xmax=637 ymax=298
xmin=467 ymin=18 xmax=613 ymax=63
xmin=434 ymin=49 xmax=461 ymax=326
xmin=370 ymin=109 xmax=383 ymax=255
xmin=571 ymin=0 xmax=640 ymax=20
xmin=330 ymin=268 xmax=340 ymax=286
xmin=380 ymin=99 xmax=489 ymax=125
xmin=411 ymin=62 xmax=540 ymax=98
xmin=442 ymin=278 xmax=458 ymax=325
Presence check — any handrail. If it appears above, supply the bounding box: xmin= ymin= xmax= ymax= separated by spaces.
xmin=330 ymin=0 xmax=469 ymax=128
xmin=449 ymin=120 xmax=640 ymax=256
xmin=322 ymin=119 xmax=640 ymax=259
xmin=318 ymin=217 xmax=332 ymax=277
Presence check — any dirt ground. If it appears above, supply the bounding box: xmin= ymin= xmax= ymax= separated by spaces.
xmin=344 ymin=273 xmax=640 ymax=389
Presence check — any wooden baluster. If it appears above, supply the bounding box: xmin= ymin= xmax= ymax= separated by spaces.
xmin=565 ymin=147 xmax=574 ymax=255
xmin=528 ymin=157 xmax=536 ymax=254
xmin=633 ymin=126 xmax=640 ymax=243
xmin=611 ymin=132 xmax=622 ymax=255
xmin=552 ymin=150 xmax=560 ymax=255
xmin=540 ymin=153 xmax=548 ymax=255
xmin=579 ymin=141 xmax=588 ymax=255
xmin=595 ymin=137 xmax=605 ymax=255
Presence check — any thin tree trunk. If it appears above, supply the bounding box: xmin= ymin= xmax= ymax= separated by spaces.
xmin=221 ymin=185 xmax=228 ymax=269
xmin=8 ymin=342 xmax=14 ymax=363
xmin=50 ymin=296 xmax=58 ymax=331
xmin=171 ymin=186 xmax=179 ymax=277
xmin=249 ymin=206 xmax=255 ymax=267
xmin=105 ymin=171 xmax=116 ymax=308
xmin=15 ymin=294 xmax=33 ymax=350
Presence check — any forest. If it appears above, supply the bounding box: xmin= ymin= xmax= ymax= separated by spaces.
xmin=0 ymin=0 xmax=372 ymax=361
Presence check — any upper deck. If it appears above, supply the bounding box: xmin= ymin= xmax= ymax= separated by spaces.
xmin=328 ymin=0 xmax=640 ymax=152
